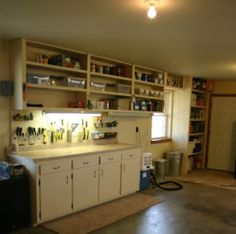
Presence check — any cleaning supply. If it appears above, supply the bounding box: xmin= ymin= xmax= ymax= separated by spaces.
xmin=12 ymin=137 xmax=18 ymax=152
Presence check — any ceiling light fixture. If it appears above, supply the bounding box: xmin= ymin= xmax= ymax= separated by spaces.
xmin=145 ymin=0 xmax=159 ymax=19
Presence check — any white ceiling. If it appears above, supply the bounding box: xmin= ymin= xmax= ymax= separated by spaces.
xmin=1 ymin=0 xmax=236 ymax=80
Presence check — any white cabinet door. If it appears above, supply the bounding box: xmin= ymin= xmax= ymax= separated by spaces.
xmin=121 ymin=148 xmax=141 ymax=195
xmin=73 ymin=166 xmax=99 ymax=210
xmin=99 ymin=162 xmax=121 ymax=202
xmin=40 ymin=171 xmax=72 ymax=221
xmin=121 ymin=158 xmax=140 ymax=195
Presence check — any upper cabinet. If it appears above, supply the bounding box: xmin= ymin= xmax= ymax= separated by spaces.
xmin=11 ymin=39 xmax=168 ymax=113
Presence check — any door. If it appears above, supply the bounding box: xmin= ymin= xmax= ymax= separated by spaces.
xmin=121 ymin=158 xmax=140 ymax=195
xmin=73 ymin=166 xmax=98 ymax=210
xmin=99 ymin=162 xmax=121 ymax=202
xmin=208 ymin=96 xmax=236 ymax=171
xmin=40 ymin=171 xmax=72 ymax=220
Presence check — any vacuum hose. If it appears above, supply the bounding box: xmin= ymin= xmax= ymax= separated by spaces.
xmin=150 ymin=170 xmax=183 ymax=191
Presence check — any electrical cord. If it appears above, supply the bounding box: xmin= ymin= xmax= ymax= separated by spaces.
xmin=149 ymin=170 xmax=183 ymax=191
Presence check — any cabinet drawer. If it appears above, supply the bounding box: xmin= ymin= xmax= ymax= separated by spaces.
xmin=100 ymin=151 xmax=121 ymax=164
xmin=122 ymin=149 xmax=141 ymax=160
xmin=40 ymin=159 xmax=71 ymax=175
xmin=73 ymin=155 xmax=99 ymax=169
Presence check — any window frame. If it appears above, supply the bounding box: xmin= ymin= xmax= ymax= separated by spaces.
xmin=151 ymin=89 xmax=173 ymax=143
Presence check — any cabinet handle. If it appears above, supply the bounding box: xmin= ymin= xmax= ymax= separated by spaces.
xmin=101 ymin=169 xmax=104 ymax=176
xmin=129 ymin=154 xmax=134 ymax=158
xmin=66 ymin=175 xmax=69 ymax=184
xmin=94 ymin=170 xmax=97 ymax=178
xmin=52 ymin=166 xmax=60 ymax=170
xmin=83 ymin=161 xmax=89 ymax=165
xmin=123 ymin=164 xmax=126 ymax=172
xmin=108 ymin=157 xmax=114 ymax=161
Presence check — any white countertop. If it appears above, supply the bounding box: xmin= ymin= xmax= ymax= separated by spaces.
xmin=9 ymin=143 xmax=139 ymax=161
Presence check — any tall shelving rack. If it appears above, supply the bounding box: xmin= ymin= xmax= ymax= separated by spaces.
xmin=188 ymin=78 xmax=209 ymax=170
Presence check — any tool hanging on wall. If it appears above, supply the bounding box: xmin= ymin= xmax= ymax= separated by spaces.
xmin=37 ymin=128 xmax=43 ymax=143
xmin=16 ymin=127 xmax=25 ymax=146
xmin=67 ymin=121 xmax=72 ymax=143
xmin=85 ymin=121 xmax=89 ymax=140
xmin=42 ymin=128 xmax=48 ymax=144
xmin=82 ymin=119 xmax=86 ymax=140
xmin=27 ymin=127 xmax=35 ymax=145
xmin=60 ymin=119 xmax=65 ymax=140
xmin=50 ymin=122 xmax=57 ymax=143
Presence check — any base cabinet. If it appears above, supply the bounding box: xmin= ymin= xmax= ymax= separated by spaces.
xmin=73 ymin=166 xmax=99 ymax=210
xmin=121 ymin=149 xmax=141 ymax=195
xmin=121 ymin=158 xmax=140 ymax=195
xmin=99 ymin=162 xmax=121 ymax=202
xmin=39 ymin=171 xmax=72 ymax=221
xmin=10 ymin=147 xmax=141 ymax=225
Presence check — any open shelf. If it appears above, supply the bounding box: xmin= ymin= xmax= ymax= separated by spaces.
xmin=12 ymin=38 xmax=167 ymax=113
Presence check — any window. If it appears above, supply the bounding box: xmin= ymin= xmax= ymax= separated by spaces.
xmin=151 ymin=90 xmax=173 ymax=142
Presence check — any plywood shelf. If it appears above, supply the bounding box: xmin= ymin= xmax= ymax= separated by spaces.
xmin=27 ymin=61 xmax=87 ymax=74
xmin=90 ymin=72 xmax=131 ymax=82
xmin=26 ymin=83 xmax=87 ymax=93
xmin=135 ymin=94 xmax=164 ymax=101
xmin=134 ymin=80 xmax=164 ymax=87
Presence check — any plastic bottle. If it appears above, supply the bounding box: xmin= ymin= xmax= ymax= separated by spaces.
xmin=12 ymin=137 xmax=18 ymax=152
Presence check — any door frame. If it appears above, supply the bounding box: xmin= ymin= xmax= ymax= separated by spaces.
xmin=206 ymin=93 xmax=236 ymax=169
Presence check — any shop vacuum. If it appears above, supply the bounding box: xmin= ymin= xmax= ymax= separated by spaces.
xmin=140 ymin=153 xmax=183 ymax=191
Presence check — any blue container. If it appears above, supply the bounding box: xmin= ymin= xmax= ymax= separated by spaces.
xmin=0 ymin=161 xmax=13 ymax=180
xmin=139 ymin=170 xmax=151 ymax=191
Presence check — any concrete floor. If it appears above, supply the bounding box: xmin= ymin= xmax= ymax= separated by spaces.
xmin=11 ymin=182 xmax=236 ymax=234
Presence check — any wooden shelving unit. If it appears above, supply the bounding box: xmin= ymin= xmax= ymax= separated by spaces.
xmin=188 ymin=77 xmax=209 ymax=171
xmin=132 ymin=65 xmax=165 ymax=112
xmin=166 ymin=73 xmax=184 ymax=89
xmin=11 ymin=39 xmax=169 ymax=114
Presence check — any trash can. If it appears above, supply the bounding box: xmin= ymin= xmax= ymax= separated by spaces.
xmin=166 ymin=151 xmax=182 ymax=176
xmin=155 ymin=159 xmax=167 ymax=182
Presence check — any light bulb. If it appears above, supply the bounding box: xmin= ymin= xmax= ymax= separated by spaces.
xmin=147 ymin=5 xmax=157 ymax=19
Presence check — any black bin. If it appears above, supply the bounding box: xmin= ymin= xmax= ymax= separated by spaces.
xmin=0 ymin=174 xmax=30 ymax=233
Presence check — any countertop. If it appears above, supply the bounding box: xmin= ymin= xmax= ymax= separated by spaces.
xmin=9 ymin=143 xmax=139 ymax=161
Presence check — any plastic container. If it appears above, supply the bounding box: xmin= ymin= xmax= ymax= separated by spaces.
xmin=115 ymin=84 xmax=131 ymax=94
xmin=67 ymin=77 xmax=85 ymax=88
xmin=109 ymin=98 xmax=130 ymax=110
xmin=166 ymin=151 xmax=182 ymax=176
xmin=90 ymin=81 xmax=106 ymax=91
xmin=27 ymin=74 xmax=50 ymax=85
xmin=139 ymin=170 xmax=151 ymax=191
xmin=96 ymin=101 xmax=105 ymax=109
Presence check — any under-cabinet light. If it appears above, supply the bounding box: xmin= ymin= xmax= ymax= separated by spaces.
xmin=46 ymin=113 xmax=101 ymax=123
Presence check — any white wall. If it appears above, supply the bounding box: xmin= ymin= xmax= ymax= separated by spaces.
xmin=171 ymin=77 xmax=192 ymax=174
xmin=0 ymin=40 xmax=11 ymax=160
xmin=112 ymin=114 xmax=171 ymax=161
